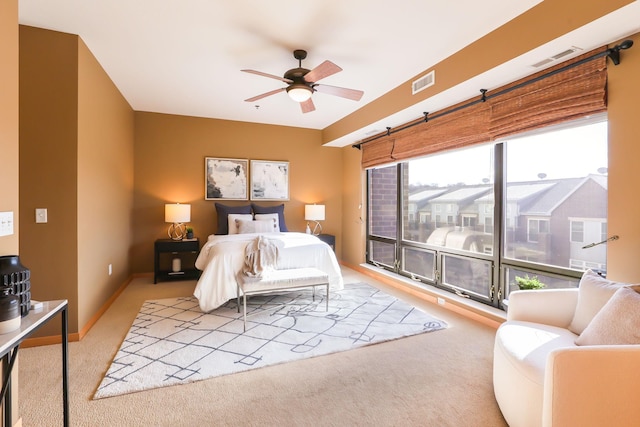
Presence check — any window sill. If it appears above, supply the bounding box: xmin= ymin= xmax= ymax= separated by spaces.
xmin=354 ymin=263 xmax=506 ymax=329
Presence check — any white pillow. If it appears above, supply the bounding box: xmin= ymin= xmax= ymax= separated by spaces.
xmin=254 ymin=213 xmax=280 ymax=231
xmin=568 ymin=269 xmax=628 ymax=335
xmin=576 ymin=286 xmax=640 ymax=345
xmin=228 ymin=214 xmax=253 ymax=234
xmin=236 ymin=219 xmax=278 ymax=234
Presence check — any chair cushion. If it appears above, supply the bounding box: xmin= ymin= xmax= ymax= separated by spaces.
xmin=568 ymin=269 xmax=628 ymax=335
xmin=576 ymin=286 xmax=640 ymax=345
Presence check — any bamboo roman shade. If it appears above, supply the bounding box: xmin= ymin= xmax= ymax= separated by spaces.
xmin=361 ymin=46 xmax=608 ymax=168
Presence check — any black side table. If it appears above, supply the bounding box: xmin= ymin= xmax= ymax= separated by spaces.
xmin=154 ymin=238 xmax=201 ymax=283
xmin=317 ymin=234 xmax=336 ymax=251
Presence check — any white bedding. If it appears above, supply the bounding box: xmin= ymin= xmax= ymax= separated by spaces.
xmin=193 ymin=232 xmax=343 ymax=312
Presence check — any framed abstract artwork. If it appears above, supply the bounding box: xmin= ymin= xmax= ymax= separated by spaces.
xmin=204 ymin=157 xmax=249 ymax=200
xmin=250 ymin=160 xmax=290 ymax=201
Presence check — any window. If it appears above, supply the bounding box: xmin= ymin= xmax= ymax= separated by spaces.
xmin=527 ymin=219 xmax=549 ymax=243
xmin=462 ymin=216 xmax=476 ymax=227
xmin=367 ymin=119 xmax=607 ymax=308
xmin=484 ymin=217 xmax=493 ymax=234
xmin=505 ymin=120 xmax=607 ymax=273
xmin=571 ymin=221 xmax=584 ymax=243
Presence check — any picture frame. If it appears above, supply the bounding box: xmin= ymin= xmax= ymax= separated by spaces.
xmin=204 ymin=157 xmax=249 ymax=200
xmin=250 ymin=160 xmax=290 ymax=201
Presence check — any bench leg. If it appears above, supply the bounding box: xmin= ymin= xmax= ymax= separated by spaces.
xmin=325 ymin=283 xmax=329 ymax=311
xmin=243 ymin=294 xmax=247 ymax=332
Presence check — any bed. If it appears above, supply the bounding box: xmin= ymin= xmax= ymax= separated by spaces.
xmin=193 ymin=203 xmax=343 ymax=312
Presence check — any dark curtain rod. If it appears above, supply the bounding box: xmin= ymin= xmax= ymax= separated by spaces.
xmin=352 ymin=40 xmax=633 ymax=150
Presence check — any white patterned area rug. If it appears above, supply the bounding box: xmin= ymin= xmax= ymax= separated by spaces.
xmin=94 ymin=282 xmax=447 ymax=399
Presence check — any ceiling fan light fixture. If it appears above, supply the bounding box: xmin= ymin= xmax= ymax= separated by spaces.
xmin=286 ymin=84 xmax=313 ymax=102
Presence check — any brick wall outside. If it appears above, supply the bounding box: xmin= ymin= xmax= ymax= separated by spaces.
xmin=369 ymin=166 xmax=398 ymax=265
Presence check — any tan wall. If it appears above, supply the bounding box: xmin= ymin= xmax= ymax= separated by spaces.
xmin=132 ymin=112 xmax=343 ymax=273
xmin=77 ymin=38 xmax=135 ymax=329
xmin=1 ymin=1 xmax=20 ymax=423
xmin=340 ymin=30 xmax=640 ymax=282
xmin=0 ymin=0 xmax=19 ymax=255
xmin=340 ymin=145 xmax=366 ymax=266
xmin=19 ymin=26 xmax=135 ymax=334
xmin=19 ymin=26 xmax=80 ymax=333
xmin=11 ymin=0 xmax=640 ymax=340
xmin=606 ymin=32 xmax=640 ymax=282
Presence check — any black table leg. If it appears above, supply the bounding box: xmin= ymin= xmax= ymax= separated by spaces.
xmin=62 ymin=306 xmax=69 ymax=427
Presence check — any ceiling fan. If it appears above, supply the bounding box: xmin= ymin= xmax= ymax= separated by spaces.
xmin=242 ymin=49 xmax=364 ymax=113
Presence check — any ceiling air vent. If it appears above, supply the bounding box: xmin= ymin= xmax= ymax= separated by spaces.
xmin=412 ymin=70 xmax=435 ymax=95
xmin=531 ymin=46 xmax=582 ymax=68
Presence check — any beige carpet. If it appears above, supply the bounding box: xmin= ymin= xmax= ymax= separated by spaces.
xmin=18 ymin=267 xmax=507 ymax=426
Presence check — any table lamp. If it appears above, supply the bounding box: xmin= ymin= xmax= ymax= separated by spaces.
xmin=305 ymin=204 xmax=325 ymax=236
xmin=165 ymin=203 xmax=191 ymax=240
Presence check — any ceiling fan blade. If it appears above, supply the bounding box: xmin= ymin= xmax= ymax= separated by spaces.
xmin=303 ymin=60 xmax=342 ymax=83
xmin=300 ymin=98 xmax=315 ymax=114
xmin=241 ymin=69 xmax=293 ymax=84
xmin=244 ymin=87 xmax=286 ymax=102
xmin=314 ymin=84 xmax=364 ymax=101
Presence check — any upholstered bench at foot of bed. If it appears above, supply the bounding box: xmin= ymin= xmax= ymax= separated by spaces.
xmin=237 ymin=267 xmax=330 ymax=331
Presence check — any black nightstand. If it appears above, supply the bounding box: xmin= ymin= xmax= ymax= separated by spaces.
xmin=317 ymin=234 xmax=335 ymax=251
xmin=154 ymin=238 xmax=201 ymax=284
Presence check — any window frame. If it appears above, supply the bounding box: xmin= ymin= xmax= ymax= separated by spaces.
xmin=366 ymin=116 xmax=607 ymax=310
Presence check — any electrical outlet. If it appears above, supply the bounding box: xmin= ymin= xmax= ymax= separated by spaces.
xmin=437 ymin=297 xmax=446 ymax=306
xmin=35 ymin=208 xmax=48 ymax=223
xmin=108 ymin=264 xmax=112 ymax=276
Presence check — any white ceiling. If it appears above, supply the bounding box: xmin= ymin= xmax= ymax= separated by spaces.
xmin=18 ymin=1 xmax=640 ymax=147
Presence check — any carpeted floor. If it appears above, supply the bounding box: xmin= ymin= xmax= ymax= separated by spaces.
xmin=18 ymin=267 xmax=507 ymax=426
xmin=95 ymin=283 xmax=447 ymax=399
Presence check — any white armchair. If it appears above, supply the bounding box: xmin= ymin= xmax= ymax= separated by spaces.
xmin=494 ymin=287 xmax=640 ymax=427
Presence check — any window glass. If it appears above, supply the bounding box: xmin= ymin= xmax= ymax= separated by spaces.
xmin=505 ymin=267 xmax=580 ymax=298
xmin=401 ymin=247 xmax=436 ymax=281
xmin=504 ymin=121 xmax=608 ymax=272
xmin=442 ymin=254 xmax=492 ymax=300
xmin=367 ymin=118 xmax=608 ymax=307
xmin=403 ymin=144 xmax=494 ymax=255
xmin=369 ymin=240 xmax=396 ymax=269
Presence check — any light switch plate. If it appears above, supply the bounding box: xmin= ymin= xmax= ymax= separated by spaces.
xmin=36 ymin=208 xmax=48 ymax=223
xmin=0 ymin=212 xmax=14 ymax=236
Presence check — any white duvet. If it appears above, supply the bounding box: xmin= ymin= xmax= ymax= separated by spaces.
xmin=193 ymin=232 xmax=344 ymax=312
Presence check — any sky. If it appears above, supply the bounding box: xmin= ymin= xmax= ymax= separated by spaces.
xmin=409 ymin=121 xmax=608 ymax=186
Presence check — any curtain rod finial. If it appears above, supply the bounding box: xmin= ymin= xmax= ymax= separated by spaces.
xmin=608 ymin=40 xmax=634 ymax=65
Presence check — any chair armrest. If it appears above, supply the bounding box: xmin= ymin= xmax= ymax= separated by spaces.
xmin=543 ymin=345 xmax=640 ymax=427
xmin=507 ymin=288 xmax=578 ymax=327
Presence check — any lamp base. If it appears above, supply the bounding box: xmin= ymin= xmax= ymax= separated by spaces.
xmin=168 ymin=223 xmax=186 ymax=240
xmin=310 ymin=221 xmax=322 ymax=236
